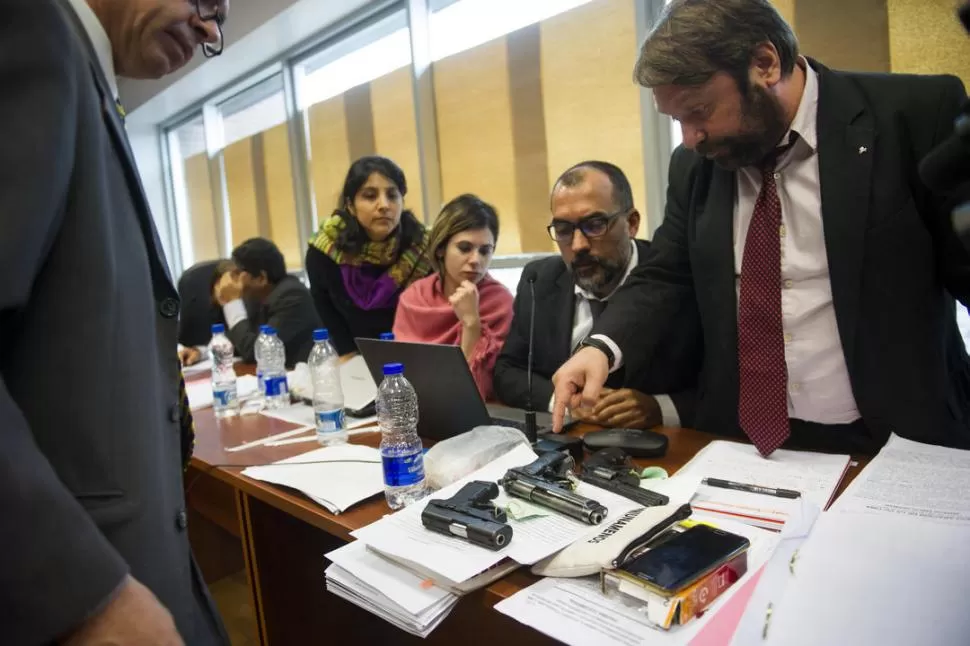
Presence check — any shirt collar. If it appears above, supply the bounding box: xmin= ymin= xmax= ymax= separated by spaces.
xmin=64 ymin=0 xmax=120 ymax=100
xmin=782 ymin=56 xmax=818 ymax=153
xmin=574 ymin=239 xmax=639 ymax=302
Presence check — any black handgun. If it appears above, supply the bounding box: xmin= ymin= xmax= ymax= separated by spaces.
xmin=578 ymin=448 xmax=670 ymax=508
xmin=499 ymin=451 xmax=608 ymax=525
xmin=421 ymin=480 xmax=513 ymax=551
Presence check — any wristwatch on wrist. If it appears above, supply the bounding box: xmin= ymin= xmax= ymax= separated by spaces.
xmin=577 ymin=336 xmax=615 ymax=370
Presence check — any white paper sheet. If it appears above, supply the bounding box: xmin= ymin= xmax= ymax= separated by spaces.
xmin=352 ymin=444 xmax=641 ymax=583
xmin=496 ymin=515 xmax=779 ymax=646
xmin=326 ymin=563 xmax=459 ymax=637
xmin=675 ymin=441 xmax=849 ymax=528
xmin=762 ymin=511 xmax=970 ymax=646
xmin=832 ymin=434 xmax=970 ymax=523
xmin=259 ymin=403 xmax=377 ymax=431
xmin=287 ymin=356 xmax=377 ymax=412
xmin=730 ymin=499 xmax=822 ymax=646
xmin=325 ymin=540 xmax=453 ymax=616
xmin=185 ymin=374 xmax=259 ymax=411
xmin=241 ymin=444 xmax=383 ymax=514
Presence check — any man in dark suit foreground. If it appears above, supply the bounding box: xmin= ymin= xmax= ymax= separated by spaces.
xmin=215 ymin=237 xmax=322 ymax=366
xmin=0 ymin=0 xmax=229 ymax=644
xmin=494 ymin=161 xmax=699 ymax=429
xmin=553 ymin=0 xmax=970 ymax=455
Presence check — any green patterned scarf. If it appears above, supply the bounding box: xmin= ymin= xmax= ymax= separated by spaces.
xmin=310 ymin=214 xmax=433 ymax=288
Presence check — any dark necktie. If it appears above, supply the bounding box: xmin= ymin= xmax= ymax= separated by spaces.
xmin=588 ymin=297 xmax=607 ymax=322
xmin=737 ymin=151 xmax=790 ymax=456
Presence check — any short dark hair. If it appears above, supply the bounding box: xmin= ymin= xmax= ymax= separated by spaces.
xmin=333 ymin=155 xmax=425 ymax=256
xmin=552 ymin=161 xmax=635 ymax=212
xmin=634 ymin=0 xmax=798 ymax=93
xmin=427 ymin=194 xmax=500 ymax=272
xmin=231 ymin=238 xmax=287 ymax=284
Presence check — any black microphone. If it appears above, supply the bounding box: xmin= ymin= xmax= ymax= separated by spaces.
xmin=524 ymin=271 xmax=538 ymax=443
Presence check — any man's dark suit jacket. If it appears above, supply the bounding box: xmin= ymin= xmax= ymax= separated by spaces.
xmin=228 ymin=275 xmax=322 ymax=367
xmin=0 ymin=2 xmax=225 ymax=643
xmin=594 ymin=60 xmax=970 ymax=454
xmin=494 ymin=239 xmax=701 ymax=426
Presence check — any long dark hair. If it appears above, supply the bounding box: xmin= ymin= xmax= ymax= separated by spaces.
xmin=332 ymin=156 xmax=425 ymax=256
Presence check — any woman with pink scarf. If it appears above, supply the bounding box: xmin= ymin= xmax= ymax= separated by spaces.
xmin=393 ymin=194 xmax=513 ymax=401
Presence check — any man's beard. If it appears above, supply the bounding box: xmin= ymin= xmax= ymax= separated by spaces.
xmin=570 ymin=251 xmax=626 ymax=297
xmin=695 ymin=83 xmax=789 ymax=170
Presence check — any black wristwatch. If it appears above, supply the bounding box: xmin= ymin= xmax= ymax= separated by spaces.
xmin=577 ymin=336 xmax=616 ymax=370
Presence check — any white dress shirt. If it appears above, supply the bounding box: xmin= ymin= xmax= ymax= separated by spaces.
xmin=64 ymin=0 xmax=120 ymax=100
xmin=563 ymin=241 xmax=680 ymax=426
xmin=608 ymin=58 xmax=860 ymax=426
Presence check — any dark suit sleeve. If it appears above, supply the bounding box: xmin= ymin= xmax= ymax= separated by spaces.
xmin=225 ymin=287 xmax=315 ymax=364
xmin=0 ymin=2 xmax=130 ymax=643
xmin=306 ymin=246 xmax=357 ymax=356
xmin=493 ymin=270 xmax=554 ymax=409
xmin=593 ymin=147 xmax=700 ymax=380
xmin=922 ymin=76 xmax=970 ymax=308
xmin=668 ymin=389 xmax=698 ymax=429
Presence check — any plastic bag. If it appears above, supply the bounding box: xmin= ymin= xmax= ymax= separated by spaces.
xmin=423 ymin=425 xmax=530 ymax=491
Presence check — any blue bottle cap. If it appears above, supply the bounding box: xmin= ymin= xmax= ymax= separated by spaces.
xmin=259 ymin=325 xmax=271 ymax=334
xmin=211 ymin=323 xmax=225 ymax=334
xmin=383 ymin=362 xmax=404 ymax=376
xmin=313 ymin=328 xmax=329 ymax=342
xmin=379 ymin=332 xmax=395 ymax=341
xmin=266 ymin=326 xmax=277 ymax=335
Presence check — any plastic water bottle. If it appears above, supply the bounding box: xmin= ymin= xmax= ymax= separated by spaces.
xmin=254 ymin=325 xmax=271 ymax=397
xmin=308 ymin=329 xmax=346 ymax=445
xmin=379 ymin=332 xmax=395 ymax=341
xmin=209 ymin=324 xmax=239 ymax=417
xmin=262 ymin=327 xmax=289 ymax=410
xmin=376 ymin=363 xmax=428 ymax=509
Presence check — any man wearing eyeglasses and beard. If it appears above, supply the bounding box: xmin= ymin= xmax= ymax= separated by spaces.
xmin=0 ymin=1 xmax=229 ymax=645
xmin=494 ymin=161 xmax=700 ymax=429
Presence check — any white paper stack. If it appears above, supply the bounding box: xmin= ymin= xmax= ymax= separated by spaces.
xmin=495 ymin=514 xmax=780 ymax=646
xmin=747 ymin=435 xmax=970 ymax=646
xmin=259 ymin=403 xmax=377 ymax=433
xmin=352 ymin=443 xmax=642 ymax=584
xmin=241 ymin=444 xmax=384 ymax=514
xmin=674 ymin=441 xmax=851 ymax=530
xmin=324 ymin=541 xmax=460 ymax=638
xmin=327 ymin=444 xmax=640 ymax=637
xmin=287 ymin=355 xmax=377 ymax=411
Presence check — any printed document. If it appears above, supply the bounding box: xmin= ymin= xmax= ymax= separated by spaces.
xmin=832 ymin=434 xmax=970 ymax=523
xmin=352 ymin=443 xmax=641 ymax=583
xmin=495 ymin=514 xmax=779 ymax=646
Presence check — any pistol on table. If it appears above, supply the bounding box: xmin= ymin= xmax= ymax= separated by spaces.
xmin=579 ymin=448 xmax=670 ymax=508
xmin=499 ymin=451 xmax=608 ymax=525
xmin=421 ymin=480 xmax=512 ymax=550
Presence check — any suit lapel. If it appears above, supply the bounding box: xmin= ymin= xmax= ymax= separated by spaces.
xmin=814 ymin=61 xmax=873 ymax=373
xmin=694 ymin=162 xmax=740 ymax=386
xmin=59 ymin=1 xmax=176 ymax=293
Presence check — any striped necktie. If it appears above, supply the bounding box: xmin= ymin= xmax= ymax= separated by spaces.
xmin=178 ymin=371 xmax=196 ymax=470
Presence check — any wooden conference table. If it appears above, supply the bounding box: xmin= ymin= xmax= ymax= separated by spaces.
xmin=184 ymin=365 xmax=867 ymax=646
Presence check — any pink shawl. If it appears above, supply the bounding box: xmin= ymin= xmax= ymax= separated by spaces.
xmin=393 ymin=274 xmax=514 ymax=401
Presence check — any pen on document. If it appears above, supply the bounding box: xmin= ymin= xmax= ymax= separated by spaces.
xmin=702 ymin=478 xmax=801 ymax=499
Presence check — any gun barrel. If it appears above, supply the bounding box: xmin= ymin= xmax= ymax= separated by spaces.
xmin=577 ymin=473 xmax=670 ymax=508
xmin=503 ymin=475 xmax=607 ymax=525
xmin=422 ymin=502 xmax=513 ymax=550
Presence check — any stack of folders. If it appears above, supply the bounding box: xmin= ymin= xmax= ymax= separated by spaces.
xmin=328 ymin=443 xmax=642 ymax=636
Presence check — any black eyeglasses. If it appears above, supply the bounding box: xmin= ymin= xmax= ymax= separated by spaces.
xmin=547 ymin=209 xmax=628 ymax=242
xmin=194 ymin=0 xmax=226 ymax=58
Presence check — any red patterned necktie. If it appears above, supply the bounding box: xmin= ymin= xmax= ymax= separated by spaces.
xmin=738 ymin=153 xmax=790 ymax=456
